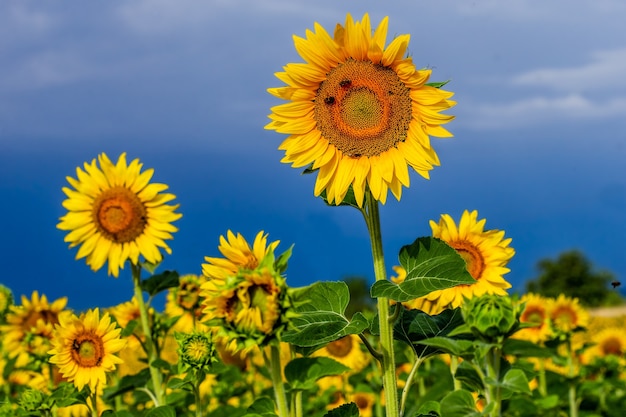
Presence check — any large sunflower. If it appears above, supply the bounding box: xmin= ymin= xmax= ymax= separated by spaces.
xmin=58 ymin=152 xmax=182 ymax=277
xmin=266 ymin=13 xmax=456 ymax=206
xmin=48 ymin=308 xmax=126 ymax=391
xmin=393 ymin=210 xmax=514 ymax=314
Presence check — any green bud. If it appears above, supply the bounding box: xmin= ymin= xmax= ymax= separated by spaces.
xmin=19 ymin=389 xmax=46 ymax=412
xmin=462 ymin=294 xmax=520 ymax=342
xmin=175 ymin=331 xmax=218 ymax=374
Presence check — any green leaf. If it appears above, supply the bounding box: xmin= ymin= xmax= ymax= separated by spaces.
xmin=275 ymin=244 xmax=294 ymax=275
xmin=323 ymin=402 xmax=359 ymax=417
xmin=499 ymin=368 xmax=531 ymax=399
xmin=440 ymin=390 xmax=484 ymax=417
xmin=120 ymin=319 xmax=139 ymax=338
xmin=101 ymin=412 xmax=135 ymax=417
xmin=371 ymin=237 xmax=475 ymax=302
xmin=455 ymin=361 xmax=484 ymax=392
xmin=245 ymin=397 xmax=279 ymax=417
xmin=502 ymin=338 xmax=552 ymax=358
xmin=319 ymin=186 xmax=360 ymax=209
xmin=103 ymin=368 xmax=151 ymax=400
xmin=145 ymin=405 xmax=177 ymax=417
xmin=282 ymin=282 xmax=368 ymax=347
xmin=394 ymin=307 xmax=468 ymax=358
xmin=285 ymin=357 xmax=351 ymax=391
xmin=416 ymin=400 xmax=441 ymax=416
xmin=140 ymin=270 xmax=180 ymax=297
xmin=425 ymin=80 xmax=450 ymax=88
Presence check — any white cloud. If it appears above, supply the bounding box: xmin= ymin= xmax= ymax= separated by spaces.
xmin=461 ymin=94 xmax=626 ymax=130
xmin=513 ymin=48 xmax=626 ymax=93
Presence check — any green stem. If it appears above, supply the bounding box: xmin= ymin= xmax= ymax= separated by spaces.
xmin=538 ymin=358 xmax=547 ymax=397
xmin=361 ymin=192 xmax=398 ymax=417
xmin=400 ymin=355 xmax=422 ymax=417
xmin=131 ymin=263 xmax=165 ymax=406
xmin=450 ymin=355 xmax=462 ymax=391
xmin=486 ymin=346 xmax=502 ymax=417
xmin=566 ymin=338 xmax=579 ymax=417
xmin=194 ymin=379 xmax=203 ymax=417
xmin=294 ymin=391 xmax=303 ymax=417
xmin=267 ymin=344 xmax=289 ymax=417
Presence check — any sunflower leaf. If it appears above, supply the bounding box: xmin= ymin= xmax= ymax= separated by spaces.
xmin=440 ymin=389 xmax=487 ymax=417
xmin=285 ymin=357 xmax=350 ymax=391
xmin=140 ymin=270 xmax=180 ymax=297
xmin=324 ymin=403 xmax=359 ymax=417
xmin=282 ymin=282 xmax=368 ymax=347
xmin=370 ymin=237 xmax=475 ymax=302
xmin=145 ymin=406 xmax=177 ymax=417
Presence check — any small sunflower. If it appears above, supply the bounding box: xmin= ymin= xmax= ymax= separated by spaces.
xmin=313 ymin=334 xmax=370 ymax=373
xmin=48 ymin=308 xmax=126 ymax=391
xmin=266 ymin=13 xmax=455 ymax=206
xmin=58 ymin=152 xmax=182 ymax=277
xmin=514 ymin=293 xmax=553 ymax=344
xmin=202 ymin=230 xmax=279 ymax=281
xmin=350 ymin=391 xmax=376 ymax=417
xmin=549 ymin=294 xmax=589 ymax=334
xmin=165 ymin=274 xmax=209 ymax=332
xmin=392 ymin=210 xmax=514 ymax=314
xmin=2 ymin=291 xmax=68 ymax=364
xmin=588 ymin=327 xmax=626 ymax=359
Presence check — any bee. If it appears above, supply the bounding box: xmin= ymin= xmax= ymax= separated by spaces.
xmin=339 ymin=79 xmax=352 ymax=88
xmin=72 ymin=339 xmax=81 ymax=351
xmin=611 ymin=280 xmax=621 ymax=289
xmin=324 ymin=96 xmax=335 ymax=105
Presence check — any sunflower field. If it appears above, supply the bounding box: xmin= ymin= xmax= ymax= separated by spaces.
xmin=1 ymin=12 xmax=625 ymax=417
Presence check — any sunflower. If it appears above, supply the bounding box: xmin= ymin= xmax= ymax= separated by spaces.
xmin=202 ymin=230 xmax=279 ymax=281
xmin=57 ymin=152 xmax=182 ymax=277
xmin=549 ymin=294 xmax=589 ymax=334
xmin=313 ymin=334 xmax=370 ymax=373
xmin=350 ymin=391 xmax=376 ymax=417
xmin=392 ymin=210 xmax=514 ymax=314
xmin=48 ymin=308 xmax=126 ymax=391
xmin=165 ymin=274 xmax=209 ymax=332
xmin=266 ymin=13 xmax=456 ymax=206
xmin=586 ymin=327 xmax=626 ymax=360
xmin=2 ymin=291 xmax=68 ymax=365
xmin=514 ymin=293 xmax=553 ymax=344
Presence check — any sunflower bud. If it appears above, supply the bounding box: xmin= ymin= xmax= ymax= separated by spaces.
xmin=19 ymin=389 xmax=47 ymax=412
xmin=462 ymin=294 xmax=520 ymax=342
xmin=175 ymin=331 xmax=218 ymax=374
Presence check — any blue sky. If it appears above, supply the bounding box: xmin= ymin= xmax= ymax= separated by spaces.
xmin=1 ymin=0 xmax=625 ymax=311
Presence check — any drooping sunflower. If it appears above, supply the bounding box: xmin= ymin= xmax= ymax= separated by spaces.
xmin=392 ymin=210 xmax=514 ymax=315
xmin=48 ymin=308 xmax=126 ymax=391
xmin=2 ymin=291 xmax=68 ymax=365
xmin=165 ymin=274 xmax=209 ymax=332
xmin=549 ymin=294 xmax=589 ymax=334
xmin=57 ymin=152 xmax=182 ymax=277
xmin=202 ymin=230 xmax=280 ymax=281
xmin=266 ymin=13 xmax=456 ymax=206
xmin=313 ymin=334 xmax=370 ymax=373
xmin=514 ymin=293 xmax=553 ymax=344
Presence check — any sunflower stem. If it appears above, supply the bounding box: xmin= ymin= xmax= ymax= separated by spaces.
xmin=131 ymin=263 xmax=165 ymax=406
xmin=267 ymin=344 xmax=289 ymax=417
xmin=400 ymin=355 xmax=422 ymax=417
xmin=361 ymin=192 xmax=399 ymax=417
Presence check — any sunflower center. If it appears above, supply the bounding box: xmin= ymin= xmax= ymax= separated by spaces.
xmin=325 ymin=336 xmax=353 ymax=358
xmin=315 ymin=59 xmax=412 ymax=157
xmin=601 ymin=338 xmax=623 ymax=356
xmin=186 ymin=339 xmax=211 ymax=362
xmin=450 ymin=241 xmax=485 ymax=280
xmin=552 ymin=307 xmax=577 ymax=327
xmin=523 ymin=308 xmax=545 ymax=325
xmin=71 ymin=335 xmax=104 ymax=367
xmin=92 ymin=186 xmax=147 ymax=243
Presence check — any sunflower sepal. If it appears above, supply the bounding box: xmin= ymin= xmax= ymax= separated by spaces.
xmin=319 ymin=186 xmax=360 ymax=209
xmin=274 ymin=244 xmax=294 ymax=275
xmin=371 ymin=237 xmax=475 ymax=302
xmin=425 ymin=80 xmax=451 ymax=89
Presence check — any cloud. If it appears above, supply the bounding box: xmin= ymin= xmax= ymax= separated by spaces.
xmin=513 ymin=48 xmax=626 ymax=93
xmin=461 ymin=94 xmax=626 ymax=130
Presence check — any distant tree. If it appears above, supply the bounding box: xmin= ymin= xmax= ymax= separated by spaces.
xmin=526 ymin=250 xmax=623 ymax=307
xmin=343 ymin=276 xmax=376 ymax=318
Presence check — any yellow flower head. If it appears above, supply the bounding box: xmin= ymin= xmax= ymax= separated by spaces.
xmin=392 ymin=210 xmax=514 ymax=314
xmin=202 ymin=230 xmax=279 ymax=281
xmin=266 ymin=13 xmax=455 ymax=206
xmin=201 ymin=231 xmax=289 ymax=353
xmin=58 ymin=152 xmax=182 ymax=277
xmin=313 ymin=334 xmax=370 ymax=374
xmin=549 ymin=294 xmax=589 ymax=334
xmin=514 ymin=293 xmax=553 ymax=344
xmin=165 ymin=274 xmax=209 ymax=332
xmin=48 ymin=308 xmax=126 ymax=391
xmin=588 ymin=327 xmax=626 ymax=359
xmin=2 ymin=291 xmax=68 ymax=364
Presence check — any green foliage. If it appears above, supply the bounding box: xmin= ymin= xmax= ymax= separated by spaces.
xmin=285 ymin=357 xmax=350 ymax=391
xmin=371 ymin=237 xmax=475 ymax=301
xmin=323 ymin=403 xmax=359 ymax=417
xmin=282 ymin=281 xmax=369 ymax=347
xmin=141 ymin=270 xmax=180 ymax=297
xmin=526 ymin=250 xmax=623 ymax=307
